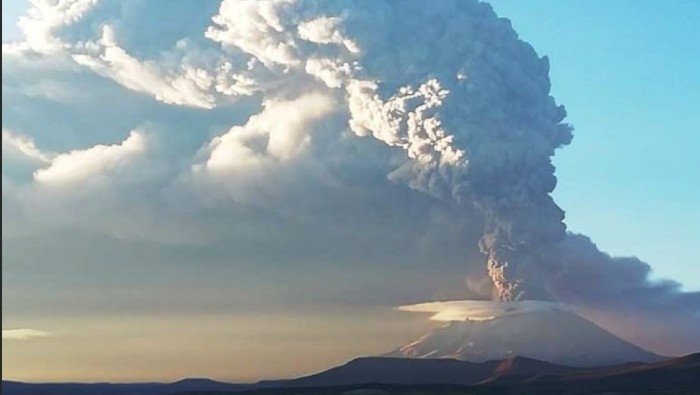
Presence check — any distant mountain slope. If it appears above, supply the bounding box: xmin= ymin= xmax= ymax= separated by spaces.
xmin=384 ymin=310 xmax=662 ymax=366
xmin=1 ymin=378 xmax=247 ymax=395
xmin=257 ymin=356 xmax=583 ymax=388
xmin=250 ymin=353 xmax=700 ymax=394
xmin=4 ymin=353 xmax=698 ymax=395
xmin=534 ymin=351 xmax=700 ymax=384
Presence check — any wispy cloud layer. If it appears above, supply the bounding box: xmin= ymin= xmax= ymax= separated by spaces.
xmin=2 ymin=329 xmax=53 ymax=341
xmin=398 ymin=300 xmax=571 ymax=322
xmin=2 ymin=129 xmax=53 ymax=163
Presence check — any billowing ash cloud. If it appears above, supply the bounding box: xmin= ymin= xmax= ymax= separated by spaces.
xmin=7 ymin=0 xmax=573 ymax=301
xmin=2 ymin=0 xmax=699 ymax=354
xmin=200 ymin=0 xmax=572 ymax=301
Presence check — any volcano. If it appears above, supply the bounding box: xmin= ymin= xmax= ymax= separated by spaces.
xmin=384 ymin=309 xmax=662 ymax=367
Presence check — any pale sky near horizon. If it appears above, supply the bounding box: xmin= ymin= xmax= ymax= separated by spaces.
xmin=2 ymin=0 xmax=699 ymax=383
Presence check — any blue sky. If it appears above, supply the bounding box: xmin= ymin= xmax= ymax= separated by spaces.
xmin=1 ymin=1 xmax=24 ymax=40
xmin=489 ymin=0 xmax=700 ymax=289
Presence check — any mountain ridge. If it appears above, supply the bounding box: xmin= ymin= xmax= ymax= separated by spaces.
xmin=3 ymin=353 xmax=698 ymax=395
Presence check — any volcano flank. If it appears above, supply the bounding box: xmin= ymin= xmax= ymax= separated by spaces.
xmin=384 ymin=309 xmax=662 ymax=367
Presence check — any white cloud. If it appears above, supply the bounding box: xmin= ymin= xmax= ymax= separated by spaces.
xmin=199 ymin=91 xmax=336 ymax=174
xmin=71 ymin=25 xmax=219 ymax=109
xmin=2 ymin=129 xmax=53 ymax=163
xmin=304 ymin=57 xmax=355 ymax=89
xmin=33 ymin=130 xmax=147 ymax=185
xmin=17 ymin=0 xmax=99 ymax=53
xmin=206 ymin=0 xmax=301 ymax=68
xmin=10 ymin=3 xmax=261 ymax=109
xmin=398 ymin=300 xmax=572 ymax=322
xmin=297 ymin=16 xmax=359 ymax=53
xmin=2 ymin=328 xmax=53 ymax=340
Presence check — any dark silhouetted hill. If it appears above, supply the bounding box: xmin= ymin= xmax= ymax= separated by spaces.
xmin=3 ymin=353 xmax=698 ymax=395
xmin=1 ymin=377 xmax=246 ymax=395
xmin=256 ymin=355 xmax=582 ymax=387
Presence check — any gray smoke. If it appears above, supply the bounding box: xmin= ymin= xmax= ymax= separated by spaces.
xmin=200 ymin=0 xmax=574 ymax=301
xmin=5 ymin=0 xmax=658 ymax=305
xmin=324 ymin=0 xmax=574 ymax=301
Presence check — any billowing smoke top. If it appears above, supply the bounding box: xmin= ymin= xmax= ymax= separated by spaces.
xmin=23 ymin=0 xmax=572 ymax=301
xmin=206 ymin=0 xmax=574 ymax=301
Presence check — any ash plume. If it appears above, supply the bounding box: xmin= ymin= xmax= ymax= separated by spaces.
xmin=0 ymin=0 xmax=604 ymax=303
xmin=340 ymin=1 xmax=574 ymax=302
xmin=212 ymin=0 xmax=572 ymax=301
xmin=200 ymin=0 xmax=573 ymax=301
xmin=43 ymin=0 xmax=566 ymax=301
xmin=203 ymin=0 xmax=574 ymax=301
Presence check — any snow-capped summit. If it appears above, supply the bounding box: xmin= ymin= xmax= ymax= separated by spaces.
xmin=384 ymin=309 xmax=662 ymax=367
